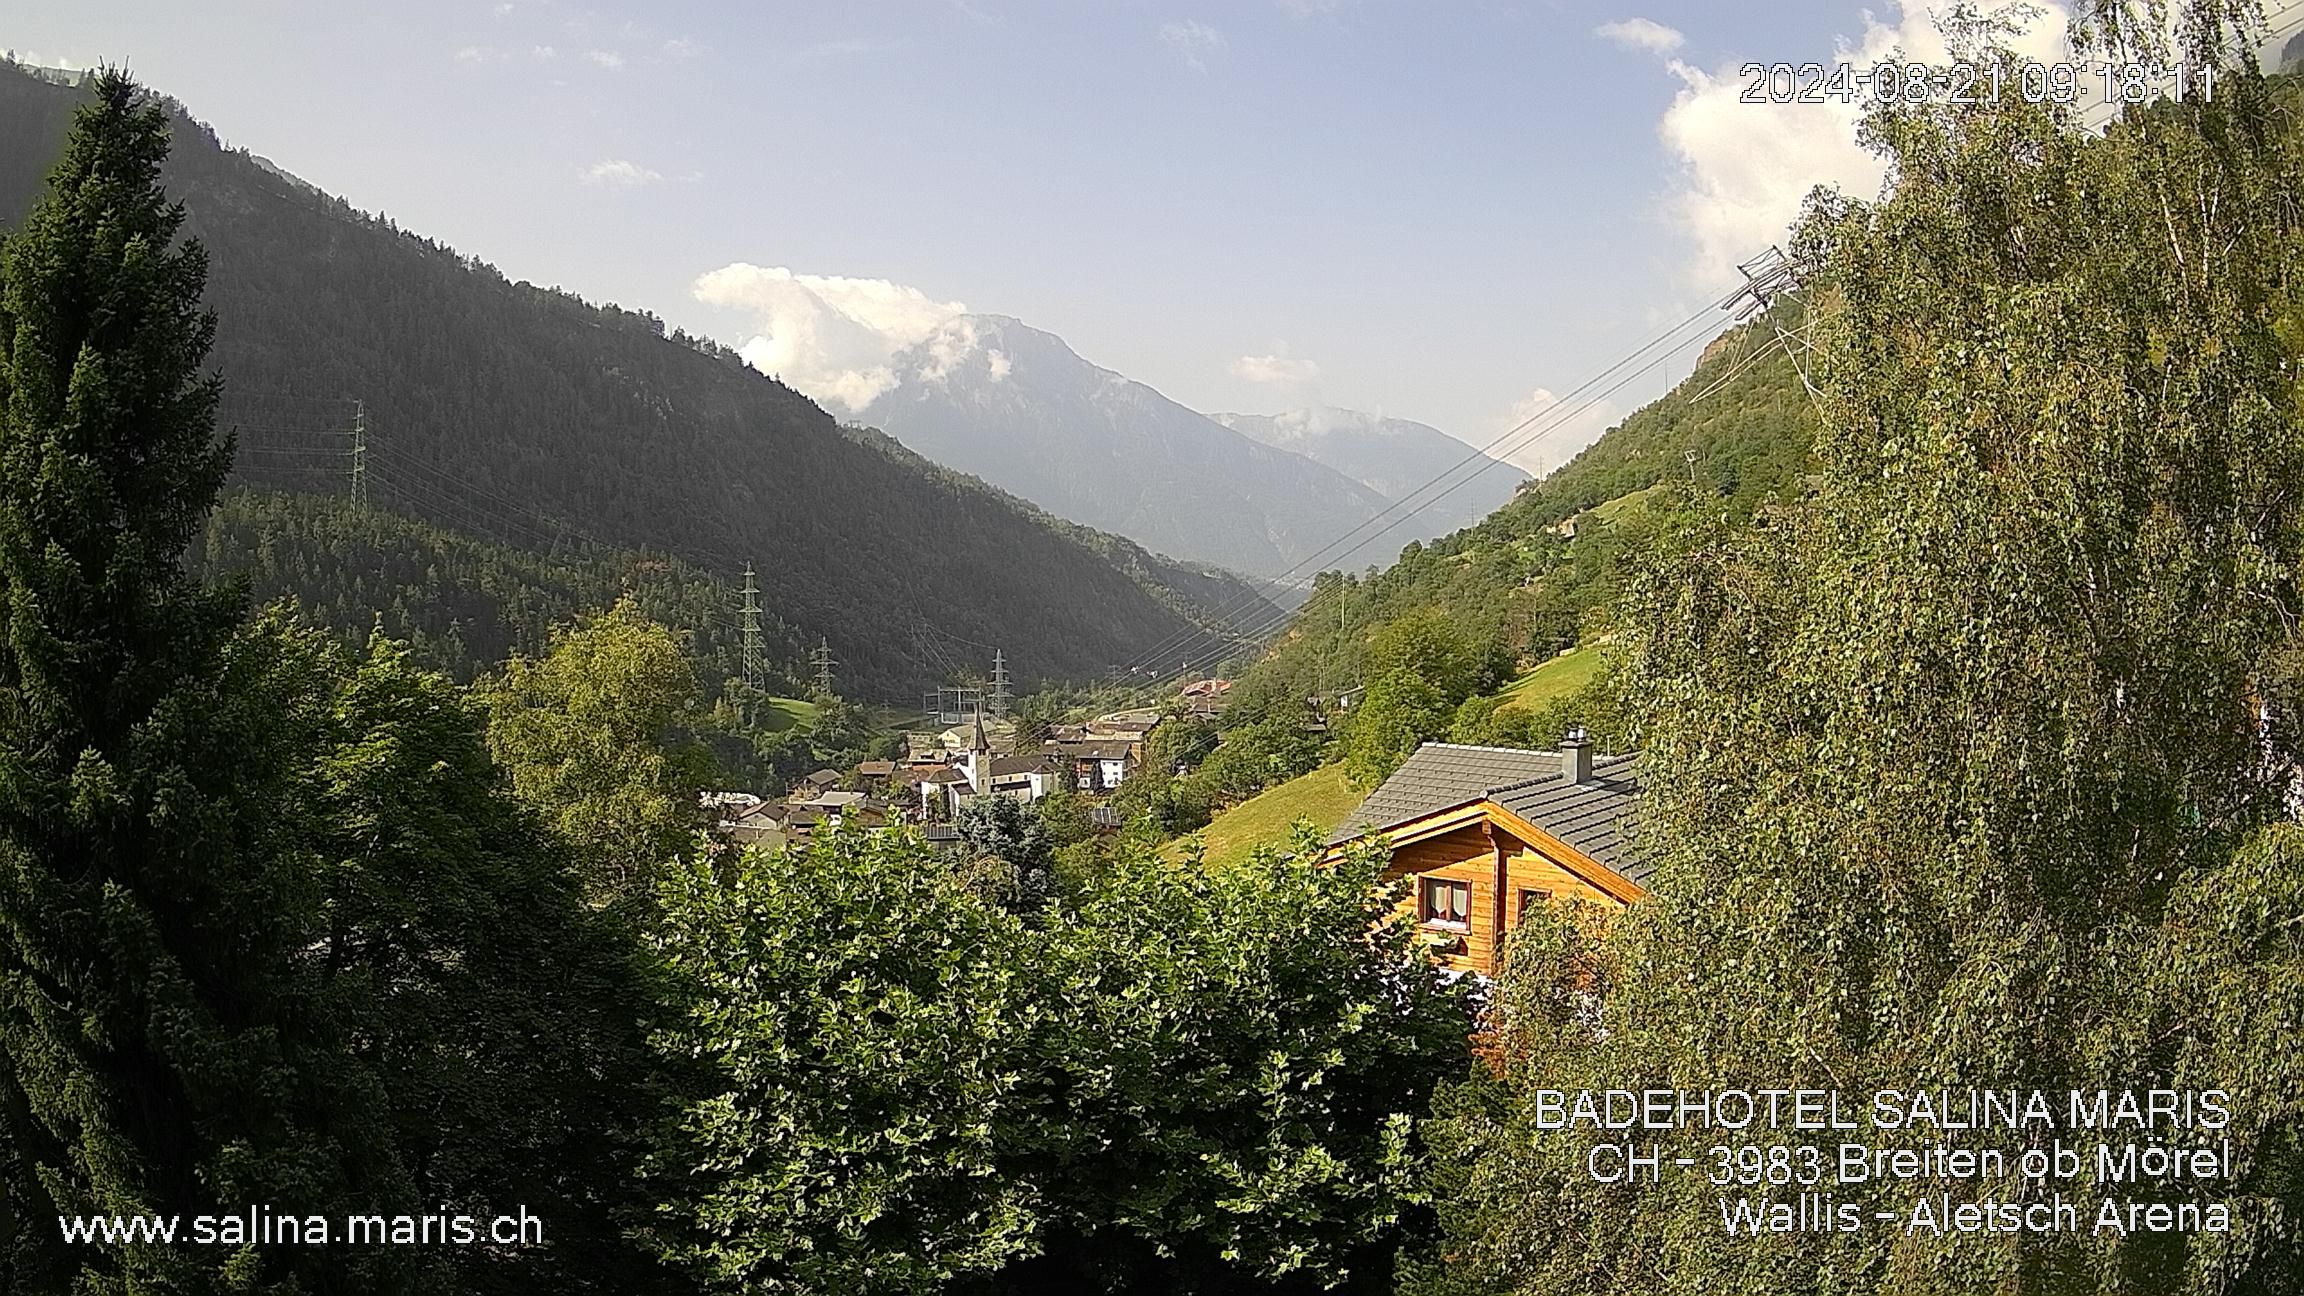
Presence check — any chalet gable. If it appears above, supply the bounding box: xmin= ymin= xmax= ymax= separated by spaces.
xmin=1327 ymin=737 xmax=1645 ymax=975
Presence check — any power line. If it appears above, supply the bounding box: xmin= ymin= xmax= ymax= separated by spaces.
xmin=1202 ymin=329 xmax=1717 ymax=661
xmin=1114 ymin=295 xmax=1740 ymax=683
xmin=1103 ymin=291 xmax=1740 ymax=685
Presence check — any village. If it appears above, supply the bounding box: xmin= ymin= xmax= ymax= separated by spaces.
xmin=702 ymin=677 xmax=1237 ymax=851
xmin=704 ymin=664 xmax=1651 ymax=985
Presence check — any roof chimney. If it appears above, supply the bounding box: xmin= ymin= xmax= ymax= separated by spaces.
xmin=1561 ymin=726 xmax=1592 ymax=785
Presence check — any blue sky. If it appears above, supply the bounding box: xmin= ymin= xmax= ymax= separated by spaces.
xmin=8 ymin=1 xmax=2059 ymax=468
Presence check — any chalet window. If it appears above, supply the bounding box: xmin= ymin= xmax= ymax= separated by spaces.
xmin=1518 ymin=888 xmax=1552 ymax=922
xmin=1419 ymin=877 xmax=1471 ymax=929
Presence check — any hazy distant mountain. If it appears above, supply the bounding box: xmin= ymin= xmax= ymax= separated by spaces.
xmin=858 ymin=316 xmax=1406 ymax=577
xmin=1214 ymin=408 xmax=1524 ymax=539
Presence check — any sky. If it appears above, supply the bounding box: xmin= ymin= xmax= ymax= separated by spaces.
xmin=8 ymin=1 xmax=2121 ymax=474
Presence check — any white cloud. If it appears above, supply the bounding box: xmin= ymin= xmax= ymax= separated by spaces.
xmin=1277 ymin=0 xmax=1350 ymax=15
xmin=1159 ymin=19 xmax=1226 ymax=71
xmin=578 ymin=159 xmax=662 ymax=187
xmin=1232 ymin=351 xmax=1321 ymax=384
xmin=452 ymin=45 xmax=491 ymax=64
xmin=1493 ymin=386 xmax=1626 ymax=476
xmin=660 ymin=36 xmax=704 ymax=58
xmin=690 ymin=264 xmax=970 ymax=413
xmin=1595 ymin=17 xmax=1684 ymax=54
xmin=530 ymin=44 xmax=558 ymax=60
xmin=585 ymin=48 xmax=624 ymax=68
xmin=1650 ymin=1 xmax=2078 ymax=291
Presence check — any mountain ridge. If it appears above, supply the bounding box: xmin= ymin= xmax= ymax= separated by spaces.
xmin=0 ymin=65 xmax=1270 ymax=698
xmin=1213 ymin=407 xmax=1524 ymax=540
xmin=857 ymin=313 xmax=1415 ymax=578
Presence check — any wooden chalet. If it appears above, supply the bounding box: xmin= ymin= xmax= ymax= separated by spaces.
xmin=1325 ymin=733 xmax=1643 ymax=976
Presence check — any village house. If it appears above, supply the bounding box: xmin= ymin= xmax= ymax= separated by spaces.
xmin=1179 ymin=677 xmax=1233 ymax=720
xmin=914 ymin=715 xmax=1059 ymax=817
xmin=1046 ymin=738 xmax=1136 ymax=792
xmin=1324 ymin=731 xmax=1643 ymax=976
xmin=1081 ymin=708 xmax=1163 ymax=765
xmin=700 ymin=794 xmax=792 ymax=850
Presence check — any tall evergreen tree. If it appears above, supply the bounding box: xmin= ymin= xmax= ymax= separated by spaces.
xmin=0 ymin=71 xmax=413 ymax=1292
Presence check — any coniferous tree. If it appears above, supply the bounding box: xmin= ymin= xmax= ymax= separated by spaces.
xmin=0 ymin=70 xmax=418 ymax=1291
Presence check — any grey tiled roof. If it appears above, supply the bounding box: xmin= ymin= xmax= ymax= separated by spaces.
xmin=1491 ymin=754 xmax=1644 ymax=884
xmin=1329 ymin=743 xmax=1561 ymax=842
xmin=1330 ymin=742 xmax=1645 ymax=885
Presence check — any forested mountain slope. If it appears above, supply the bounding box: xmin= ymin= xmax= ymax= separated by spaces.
xmin=1221 ymin=313 xmax=1817 ymax=721
xmin=193 ymin=488 xmax=798 ymax=691
xmin=0 ymin=65 xmax=1264 ymax=698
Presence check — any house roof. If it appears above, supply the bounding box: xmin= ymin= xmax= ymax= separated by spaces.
xmin=1491 ymin=755 xmax=1644 ymax=883
xmin=1054 ymin=740 xmax=1135 ymax=761
xmin=987 ymin=754 xmax=1053 ymax=777
xmin=1329 ymin=744 xmax=1562 ymax=842
xmin=1086 ymin=709 xmax=1161 ymax=734
xmin=804 ymin=768 xmax=841 ymax=787
xmin=1329 ymin=742 xmax=1645 ymax=885
xmin=856 ymin=760 xmax=896 ymax=777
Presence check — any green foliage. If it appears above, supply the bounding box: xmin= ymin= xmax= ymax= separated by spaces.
xmin=310 ymin=629 xmax=676 ymax=1294
xmin=0 ymin=73 xmax=390 ymax=1292
xmin=946 ymin=793 xmax=1059 ymax=916
xmin=1341 ymin=669 xmax=1452 ymax=789
xmin=647 ymin=827 xmax=1475 ymax=1295
xmin=646 ymin=829 xmax=1045 ymax=1294
xmin=477 ymin=599 xmax=712 ymax=904
xmin=0 ymin=78 xmax=671 ymax=1292
xmin=194 ymin=486 xmax=793 ymax=689
xmin=1110 ymin=767 xmax=1215 ymax=837
xmin=1142 ymin=710 xmax=1219 ymax=779
xmin=1366 ymin=608 xmax=1490 ymax=702
xmin=1192 ymin=712 xmax=1326 ymax=801
xmin=1424 ymin=54 xmax=2304 ymax=1295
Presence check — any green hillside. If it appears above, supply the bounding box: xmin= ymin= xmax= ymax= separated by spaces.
xmin=1117 ymin=317 xmax=1816 ymax=858
xmin=1494 ymin=645 xmax=1603 ymax=713
xmin=1216 ymin=309 xmax=1815 ymax=719
xmin=1175 ymin=765 xmax=1360 ymax=869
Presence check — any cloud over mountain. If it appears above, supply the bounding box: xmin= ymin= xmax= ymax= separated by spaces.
xmin=690 ymin=263 xmax=969 ymax=413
